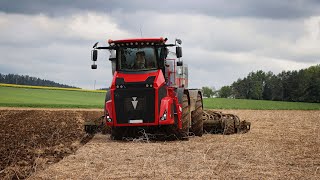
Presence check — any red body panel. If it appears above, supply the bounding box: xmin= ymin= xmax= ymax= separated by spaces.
xmin=158 ymin=97 xmax=174 ymax=125
xmin=167 ymin=87 xmax=182 ymax=129
xmin=105 ymin=100 xmax=113 ymax=126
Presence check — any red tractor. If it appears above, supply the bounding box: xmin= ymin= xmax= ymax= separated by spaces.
xmin=89 ymin=37 xmax=203 ymax=140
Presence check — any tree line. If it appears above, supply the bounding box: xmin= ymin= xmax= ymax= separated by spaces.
xmin=203 ymin=64 xmax=320 ymax=103
xmin=0 ymin=73 xmax=78 ymax=88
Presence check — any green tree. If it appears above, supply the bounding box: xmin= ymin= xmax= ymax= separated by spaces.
xmin=262 ymin=71 xmax=274 ymax=100
xmin=218 ymin=86 xmax=232 ymax=98
xmin=0 ymin=73 xmax=78 ymax=88
xmin=247 ymin=70 xmax=266 ymax=100
xmin=304 ymin=65 xmax=320 ymax=102
xmin=202 ymin=86 xmax=214 ymax=98
xmin=225 ymin=64 xmax=319 ymax=103
xmin=232 ymin=78 xmax=249 ymax=99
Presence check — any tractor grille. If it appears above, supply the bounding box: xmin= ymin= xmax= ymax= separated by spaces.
xmin=114 ymin=88 xmax=155 ymax=124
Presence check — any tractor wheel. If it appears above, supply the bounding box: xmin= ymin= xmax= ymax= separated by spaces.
xmin=223 ymin=118 xmax=235 ymax=135
xmin=191 ymin=93 xmax=203 ymax=136
xmin=179 ymin=93 xmax=190 ymax=140
xmin=111 ymin=127 xmax=123 ymax=140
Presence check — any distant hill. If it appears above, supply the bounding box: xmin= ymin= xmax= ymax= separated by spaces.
xmin=0 ymin=73 xmax=78 ymax=88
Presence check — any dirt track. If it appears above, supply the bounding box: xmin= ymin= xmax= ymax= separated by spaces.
xmin=24 ymin=110 xmax=320 ymax=179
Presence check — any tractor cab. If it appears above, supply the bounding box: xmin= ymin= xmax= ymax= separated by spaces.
xmin=91 ymin=38 xmax=183 ymax=85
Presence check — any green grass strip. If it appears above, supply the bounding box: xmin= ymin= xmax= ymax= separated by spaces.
xmin=0 ymin=86 xmax=106 ymax=108
xmin=203 ymin=98 xmax=320 ymax=110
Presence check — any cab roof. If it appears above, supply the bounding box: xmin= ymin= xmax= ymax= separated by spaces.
xmin=108 ymin=37 xmax=166 ymax=45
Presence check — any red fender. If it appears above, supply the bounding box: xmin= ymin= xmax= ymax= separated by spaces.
xmin=158 ymin=97 xmax=175 ymax=125
xmin=105 ymin=100 xmax=114 ymax=126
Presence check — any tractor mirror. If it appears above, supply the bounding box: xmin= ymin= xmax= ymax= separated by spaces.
xmin=92 ymin=50 xmax=98 ymax=61
xmin=93 ymin=42 xmax=99 ymax=48
xmin=176 ymin=39 xmax=182 ymax=45
xmin=176 ymin=47 xmax=182 ymax=58
xmin=91 ymin=64 xmax=97 ymax=69
xmin=177 ymin=61 xmax=183 ymax=66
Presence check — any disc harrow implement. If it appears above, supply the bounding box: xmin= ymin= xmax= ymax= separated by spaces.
xmin=202 ymin=110 xmax=251 ymax=135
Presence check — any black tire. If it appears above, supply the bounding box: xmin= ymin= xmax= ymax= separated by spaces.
xmin=179 ymin=93 xmax=190 ymax=140
xmin=191 ymin=93 xmax=203 ymax=136
xmin=223 ymin=118 xmax=235 ymax=135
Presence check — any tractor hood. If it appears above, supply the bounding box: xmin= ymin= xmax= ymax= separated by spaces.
xmin=111 ymin=70 xmax=165 ymax=89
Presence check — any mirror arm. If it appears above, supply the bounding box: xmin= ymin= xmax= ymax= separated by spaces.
xmin=95 ymin=46 xmax=115 ymax=50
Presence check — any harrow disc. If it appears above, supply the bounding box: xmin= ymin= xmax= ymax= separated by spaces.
xmin=202 ymin=110 xmax=250 ymax=134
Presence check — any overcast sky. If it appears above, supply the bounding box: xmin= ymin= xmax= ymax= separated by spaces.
xmin=0 ymin=0 xmax=319 ymax=89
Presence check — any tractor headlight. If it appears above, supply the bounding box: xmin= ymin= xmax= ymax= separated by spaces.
xmin=145 ymin=84 xmax=153 ymax=88
xmin=160 ymin=110 xmax=167 ymax=121
xmin=106 ymin=115 xmax=112 ymax=122
xmin=116 ymin=85 xmax=125 ymax=89
xmin=105 ymin=111 xmax=112 ymax=122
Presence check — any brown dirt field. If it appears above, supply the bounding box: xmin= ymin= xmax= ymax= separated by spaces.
xmin=0 ymin=109 xmax=103 ymax=179
xmin=27 ymin=110 xmax=320 ymax=180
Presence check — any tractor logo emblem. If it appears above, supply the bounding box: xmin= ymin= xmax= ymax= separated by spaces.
xmin=131 ymin=97 xmax=138 ymax=109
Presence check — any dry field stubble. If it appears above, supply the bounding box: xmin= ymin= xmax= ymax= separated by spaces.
xmin=28 ymin=110 xmax=320 ymax=179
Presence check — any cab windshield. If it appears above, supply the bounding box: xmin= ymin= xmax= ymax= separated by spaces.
xmin=118 ymin=47 xmax=158 ymax=71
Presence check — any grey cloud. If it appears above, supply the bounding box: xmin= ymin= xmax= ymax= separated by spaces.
xmin=0 ymin=13 xmax=121 ymax=89
xmin=1 ymin=0 xmax=320 ymax=19
xmin=112 ymin=11 xmax=320 ymax=64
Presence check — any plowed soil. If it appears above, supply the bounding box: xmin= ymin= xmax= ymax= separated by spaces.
xmin=1 ymin=109 xmax=320 ymax=179
xmin=0 ymin=108 xmax=103 ymax=179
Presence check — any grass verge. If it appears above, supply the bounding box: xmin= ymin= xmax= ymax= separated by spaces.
xmin=0 ymin=83 xmax=106 ymax=93
xmin=203 ymin=98 xmax=320 ymax=110
xmin=0 ymin=86 xmax=105 ymax=108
